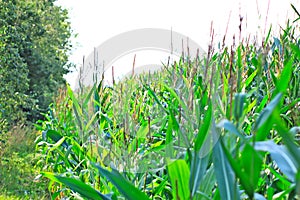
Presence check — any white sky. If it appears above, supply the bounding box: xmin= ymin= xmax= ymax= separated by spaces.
xmin=56 ymin=0 xmax=300 ymax=88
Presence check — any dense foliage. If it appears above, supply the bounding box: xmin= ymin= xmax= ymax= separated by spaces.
xmin=35 ymin=13 xmax=300 ymax=200
xmin=0 ymin=0 xmax=72 ymax=130
xmin=0 ymin=125 xmax=49 ymax=199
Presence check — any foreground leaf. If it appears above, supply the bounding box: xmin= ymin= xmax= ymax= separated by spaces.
xmin=189 ymin=152 xmax=210 ymax=198
xmin=212 ymin=121 xmax=240 ymax=200
xmin=94 ymin=164 xmax=150 ymax=200
xmin=167 ymin=159 xmax=190 ymax=200
xmin=255 ymin=140 xmax=297 ymax=182
xmin=42 ymin=172 xmax=110 ymax=200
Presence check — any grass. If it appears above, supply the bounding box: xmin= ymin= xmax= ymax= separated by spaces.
xmin=0 ymin=125 xmax=49 ymax=199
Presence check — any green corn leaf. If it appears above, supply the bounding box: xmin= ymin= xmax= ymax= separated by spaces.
xmin=67 ymin=85 xmax=84 ymax=134
xmin=136 ymin=118 xmax=160 ymax=139
xmin=240 ymin=143 xmax=263 ymax=194
xmin=166 ymin=112 xmax=174 ymax=158
xmin=143 ymin=84 xmax=168 ymax=114
xmin=217 ymin=119 xmax=244 ymax=139
xmin=255 ymin=140 xmax=298 ymax=181
xmin=164 ymin=84 xmax=188 ymax=113
xmin=244 ymin=69 xmax=258 ymax=89
xmin=93 ymin=164 xmax=150 ymax=200
xmin=189 ymin=152 xmax=210 ymax=198
xmin=167 ymin=159 xmax=190 ymax=200
xmin=198 ymin=165 xmax=216 ymax=199
xmin=274 ymin=113 xmax=300 ymax=167
xmin=49 ymin=136 xmax=66 ymax=152
xmin=212 ymin=121 xmax=240 ymax=200
xmin=276 ymin=58 xmax=293 ymax=94
xmin=264 ymin=25 xmax=272 ymax=48
xmin=234 ymin=93 xmax=246 ymax=121
xmin=291 ymin=4 xmax=300 ymax=22
xmin=256 ymin=94 xmax=268 ymax=113
xmin=245 ymin=99 xmax=256 ymax=114
xmin=136 ymin=122 xmax=148 ymax=138
xmin=291 ymin=43 xmax=300 ymax=59
xmin=83 ymin=84 xmax=96 ymax=108
xmin=237 ymin=46 xmax=243 ymax=92
xmin=253 ymin=93 xmax=282 ymax=136
xmin=270 ymin=69 xmax=278 ymax=88
xmin=152 ymin=177 xmax=168 ymax=196
xmin=195 ymin=101 xmax=212 ymax=151
xmin=168 ymin=107 xmax=190 ymax=148
xmin=42 ymin=172 xmax=110 ymax=200
xmin=46 ymin=130 xmax=68 ymax=148
xmin=220 ymin=138 xmax=252 ymax=199
xmin=84 ymin=111 xmax=100 ymax=132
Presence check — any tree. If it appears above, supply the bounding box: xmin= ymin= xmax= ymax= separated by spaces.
xmin=0 ymin=0 xmax=72 ymax=129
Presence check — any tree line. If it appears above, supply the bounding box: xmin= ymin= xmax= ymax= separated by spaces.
xmin=0 ymin=0 xmax=72 ymax=131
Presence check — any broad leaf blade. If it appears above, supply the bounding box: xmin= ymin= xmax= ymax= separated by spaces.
xmin=217 ymin=119 xmax=244 ymax=139
xmin=94 ymin=164 xmax=150 ymax=200
xmin=189 ymin=152 xmax=210 ymax=198
xmin=195 ymin=101 xmax=212 ymax=151
xmin=253 ymin=93 xmax=282 ymax=140
xmin=276 ymin=58 xmax=293 ymax=94
xmin=241 ymin=144 xmax=263 ymax=193
xmin=255 ymin=140 xmax=297 ymax=181
xmin=212 ymin=121 xmax=239 ymax=200
xmin=167 ymin=159 xmax=190 ymax=200
xmin=46 ymin=130 xmax=68 ymax=148
xmin=42 ymin=172 xmax=110 ymax=200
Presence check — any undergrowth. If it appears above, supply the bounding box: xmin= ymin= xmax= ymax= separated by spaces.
xmin=0 ymin=125 xmax=49 ymax=199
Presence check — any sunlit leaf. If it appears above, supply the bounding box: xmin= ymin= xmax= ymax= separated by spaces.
xmin=42 ymin=172 xmax=110 ymax=200
xmin=94 ymin=164 xmax=150 ymax=200
xmin=167 ymin=159 xmax=190 ymax=200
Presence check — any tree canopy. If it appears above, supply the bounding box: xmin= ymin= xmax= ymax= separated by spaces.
xmin=0 ymin=0 xmax=72 ymax=130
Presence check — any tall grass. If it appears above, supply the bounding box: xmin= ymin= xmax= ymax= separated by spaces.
xmin=0 ymin=125 xmax=49 ymax=199
xmin=35 ymin=7 xmax=300 ymax=199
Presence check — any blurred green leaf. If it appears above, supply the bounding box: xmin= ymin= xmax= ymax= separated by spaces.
xmin=240 ymin=144 xmax=263 ymax=193
xmin=198 ymin=165 xmax=215 ymax=199
xmin=217 ymin=119 xmax=244 ymax=139
xmin=42 ymin=172 xmax=110 ymax=200
xmin=253 ymin=93 xmax=282 ymax=139
xmin=167 ymin=159 xmax=190 ymax=200
xmin=94 ymin=164 xmax=150 ymax=200
xmin=46 ymin=129 xmax=68 ymax=148
xmin=234 ymin=93 xmax=246 ymax=121
xmin=276 ymin=58 xmax=293 ymax=94
xmin=244 ymin=69 xmax=258 ymax=89
xmin=212 ymin=121 xmax=240 ymax=200
xmin=189 ymin=152 xmax=210 ymax=198
xmin=291 ymin=4 xmax=300 ymax=22
xmin=255 ymin=140 xmax=297 ymax=181
xmin=219 ymin=133 xmax=253 ymax=198
xmin=195 ymin=101 xmax=212 ymax=151
xmin=264 ymin=26 xmax=272 ymax=48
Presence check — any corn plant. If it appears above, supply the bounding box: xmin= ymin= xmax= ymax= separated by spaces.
xmin=35 ymin=6 xmax=300 ymax=199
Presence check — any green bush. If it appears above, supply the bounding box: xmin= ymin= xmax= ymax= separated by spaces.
xmin=0 ymin=0 xmax=72 ymax=129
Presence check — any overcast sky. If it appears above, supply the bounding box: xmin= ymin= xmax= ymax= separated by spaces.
xmin=56 ymin=0 xmax=299 ymax=88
